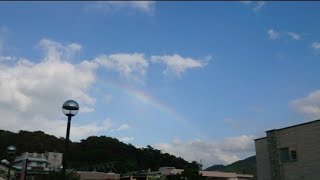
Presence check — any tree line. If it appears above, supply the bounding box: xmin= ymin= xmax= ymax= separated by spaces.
xmin=0 ymin=130 xmax=200 ymax=174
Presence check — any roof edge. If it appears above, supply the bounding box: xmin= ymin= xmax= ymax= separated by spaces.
xmin=268 ymin=119 xmax=320 ymax=132
xmin=256 ymin=119 xmax=320 ymax=140
xmin=254 ymin=137 xmax=267 ymax=141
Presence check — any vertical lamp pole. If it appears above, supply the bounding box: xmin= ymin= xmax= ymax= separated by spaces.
xmin=61 ymin=100 xmax=79 ymax=180
xmin=6 ymin=145 xmax=16 ymax=180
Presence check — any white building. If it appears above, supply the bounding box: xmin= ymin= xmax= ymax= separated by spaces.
xmin=13 ymin=152 xmax=63 ymax=173
xmin=0 ymin=151 xmax=63 ymax=179
xmin=14 ymin=152 xmax=49 ymax=172
xmin=44 ymin=152 xmax=63 ymax=171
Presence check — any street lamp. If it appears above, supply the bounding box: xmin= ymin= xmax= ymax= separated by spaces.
xmin=6 ymin=145 xmax=16 ymax=180
xmin=61 ymin=100 xmax=79 ymax=180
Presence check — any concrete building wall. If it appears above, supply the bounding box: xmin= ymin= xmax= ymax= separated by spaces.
xmin=45 ymin=152 xmax=62 ymax=171
xmin=255 ymin=120 xmax=320 ymax=180
xmin=255 ymin=138 xmax=271 ymax=180
xmin=276 ymin=120 xmax=320 ymax=180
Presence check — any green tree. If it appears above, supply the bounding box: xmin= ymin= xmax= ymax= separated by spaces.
xmin=180 ymin=161 xmax=203 ymax=180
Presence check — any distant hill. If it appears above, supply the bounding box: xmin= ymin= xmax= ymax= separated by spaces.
xmin=0 ymin=129 xmax=191 ymax=173
xmin=205 ymin=156 xmax=256 ymax=178
xmin=205 ymin=164 xmax=225 ymax=171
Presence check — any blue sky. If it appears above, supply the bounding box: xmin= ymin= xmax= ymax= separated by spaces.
xmin=1 ymin=1 xmax=320 ymax=167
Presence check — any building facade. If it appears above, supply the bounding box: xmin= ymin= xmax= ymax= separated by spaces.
xmin=0 ymin=151 xmax=63 ymax=178
xmin=255 ymin=119 xmax=320 ymax=180
xmin=14 ymin=152 xmax=49 ymax=172
xmin=44 ymin=152 xmax=63 ymax=171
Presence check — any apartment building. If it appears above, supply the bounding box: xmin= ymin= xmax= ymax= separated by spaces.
xmin=44 ymin=152 xmax=63 ymax=171
xmin=14 ymin=152 xmax=49 ymax=172
xmin=255 ymin=119 xmax=320 ymax=180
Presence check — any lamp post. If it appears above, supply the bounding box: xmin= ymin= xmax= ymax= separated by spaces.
xmin=6 ymin=145 xmax=16 ymax=180
xmin=61 ymin=100 xmax=79 ymax=180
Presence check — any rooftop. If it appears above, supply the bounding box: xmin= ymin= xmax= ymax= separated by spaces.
xmin=255 ymin=119 xmax=320 ymax=141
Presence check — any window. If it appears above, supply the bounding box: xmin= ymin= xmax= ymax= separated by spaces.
xmin=290 ymin=150 xmax=297 ymax=161
xmin=280 ymin=147 xmax=290 ymax=162
xmin=279 ymin=147 xmax=297 ymax=162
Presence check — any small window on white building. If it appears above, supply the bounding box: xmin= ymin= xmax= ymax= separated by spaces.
xmin=280 ymin=147 xmax=290 ymax=162
xmin=290 ymin=150 xmax=297 ymax=161
xmin=280 ymin=146 xmax=297 ymax=162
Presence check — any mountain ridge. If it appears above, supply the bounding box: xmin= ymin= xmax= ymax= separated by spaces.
xmin=205 ymin=156 xmax=256 ymax=178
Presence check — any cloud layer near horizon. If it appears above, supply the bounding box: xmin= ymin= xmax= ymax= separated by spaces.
xmin=155 ymin=135 xmax=255 ymax=168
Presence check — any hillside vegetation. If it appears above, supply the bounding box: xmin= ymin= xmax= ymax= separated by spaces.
xmin=0 ymin=129 xmax=191 ymax=173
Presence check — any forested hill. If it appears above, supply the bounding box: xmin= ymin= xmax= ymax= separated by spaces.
xmin=205 ymin=156 xmax=256 ymax=177
xmin=0 ymin=129 xmax=191 ymax=173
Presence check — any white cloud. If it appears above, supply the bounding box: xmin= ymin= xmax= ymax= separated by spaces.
xmin=119 ymin=136 xmax=134 ymax=142
xmin=268 ymin=29 xmax=302 ymax=41
xmin=312 ymin=42 xmax=320 ymax=50
xmin=123 ymin=1 xmax=155 ymax=12
xmin=0 ymin=38 xmax=99 ymax=140
xmin=117 ymin=123 xmax=130 ymax=131
xmin=94 ymin=53 xmax=148 ymax=83
xmin=0 ymin=56 xmax=16 ymax=62
xmin=80 ymin=106 xmax=95 ymax=113
xmin=151 ymin=54 xmax=210 ymax=77
xmin=111 ymin=123 xmax=131 ymax=132
xmin=291 ymin=90 xmax=320 ymax=119
xmin=155 ymin=135 xmax=255 ymax=168
xmin=28 ymin=118 xmax=112 ymax=141
xmin=0 ymin=56 xmax=96 ymax=112
xmin=86 ymin=1 xmax=155 ymax=14
xmin=242 ymin=1 xmax=266 ymax=12
xmin=38 ymin=38 xmax=82 ymax=62
xmin=287 ymin=32 xmax=301 ymax=40
xmin=95 ymin=53 xmax=209 ymax=81
xmin=71 ymin=119 xmax=113 ymax=140
xmin=268 ymin=29 xmax=280 ymax=40
xmin=240 ymin=1 xmax=252 ymax=5
xmin=253 ymin=1 xmax=266 ymax=12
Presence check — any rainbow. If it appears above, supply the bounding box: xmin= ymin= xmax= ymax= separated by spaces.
xmin=97 ymin=78 xmax=203 ymax=137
